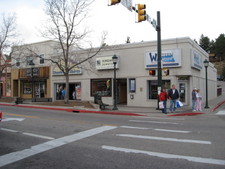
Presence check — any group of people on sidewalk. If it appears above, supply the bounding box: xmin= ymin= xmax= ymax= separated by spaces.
xmin=192 ymin=88 xmax=203 ymax=112
xmin=159 ymin=84 xmax=203 ymax=114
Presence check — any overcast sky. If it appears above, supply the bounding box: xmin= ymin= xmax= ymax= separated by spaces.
xmin=1 ymin=0 xmax=224 ymax=46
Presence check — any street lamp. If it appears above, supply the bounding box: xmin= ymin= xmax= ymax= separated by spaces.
xmin=30 ymin=61 xmax=35 ymax=101
xmin=112 ymin=54 xmax=118 ymax=110
xmin=203 ymin=59 xmax=210 ymax=109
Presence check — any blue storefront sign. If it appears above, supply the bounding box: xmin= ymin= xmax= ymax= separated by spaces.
xmin=145 ymin=49 xmax=181 ymax=68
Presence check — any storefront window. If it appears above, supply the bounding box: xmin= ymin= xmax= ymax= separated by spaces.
xmin=55 ymin=83 xmax=81 ymax=100
xmin=55 ymin=83 xmax=65 ymax=100
xmin=91 ymin=79 xmax=111 ymax=96
xmin=23 ymin=82 xmax=32 ymax=94
xmin=129 ymin=78 xmax=136 ymax=93
xmin=148 ymin=80 xmax=170 ymax=99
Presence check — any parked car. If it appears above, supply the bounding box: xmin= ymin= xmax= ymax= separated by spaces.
xmin=0 ymin=112 xmax=2 ymax=121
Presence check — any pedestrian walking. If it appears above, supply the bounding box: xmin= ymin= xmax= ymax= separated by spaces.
xmin=61 ymin=88 xmax=66 ymax=100
xmin=168 ymin=84 xmax=179 ymax=113
xmin=192 ymin=88 xmax=197 ymax=111
xmin=195 ymin=89 xmax=202 ymax=111
xmin=159 ymin=88 xmax=168 ymax=114
xmin=72 ymin=90 xmax=76 ymax=100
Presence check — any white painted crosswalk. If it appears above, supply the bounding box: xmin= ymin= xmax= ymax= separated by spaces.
xmin=216 ymin=110 xmax=225 ymax=115
xmin=116 ymin=134 xmax=211 ymax=144
xmin=102 ymin=116 xmax=225 ymax=166
xmin=102 ymin=145 xmax=225 ymax=166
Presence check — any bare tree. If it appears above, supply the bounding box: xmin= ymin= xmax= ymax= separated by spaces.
xmin=42 ymin=0 xmax=106 ymax=103
xmin=0 ymin=13 xmax=18 ymax=97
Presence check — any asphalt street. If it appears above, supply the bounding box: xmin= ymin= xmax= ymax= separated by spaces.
xmin=0 ymin=105 xmax=225 ymax=169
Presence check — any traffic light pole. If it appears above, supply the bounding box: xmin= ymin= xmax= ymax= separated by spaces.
xmin=156 ymin=11 xmax=162 ymax=110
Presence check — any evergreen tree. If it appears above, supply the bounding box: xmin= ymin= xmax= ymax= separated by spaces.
xmin=199 ymin=34 xmax=211 ymax=53
xmin=214 ymin=34 xmax=225 ymax=61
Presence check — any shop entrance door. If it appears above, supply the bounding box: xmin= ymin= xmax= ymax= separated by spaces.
xmin=117 ymin=79 xmax=127 ymax=104
xmin=178 ymin=81 xmax=188 ymax=105
xmin=34 ymin=82 xmax=45 ymax=98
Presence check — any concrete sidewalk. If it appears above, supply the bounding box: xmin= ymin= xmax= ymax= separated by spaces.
xmin=0 ymin=94 xmax=224 ymax=117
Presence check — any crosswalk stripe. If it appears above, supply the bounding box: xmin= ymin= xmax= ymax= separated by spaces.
xmin=216 ymin=110 xmax=225 ymax=115
xmin=116 ymin=134 xmax=211 ymax=144
xmin=102 ymin=145 xmax=225 ymax=166
xmin=0 ymin=126 xmax=117 ymax=168
xmin=130 ymin=120 xmax=179 ymax=125
xmin=120 ymin=126 xmax=191 ymax=133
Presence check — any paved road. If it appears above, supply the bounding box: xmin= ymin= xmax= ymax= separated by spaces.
xmin=0 ymin=105 xmax=225 ymax=169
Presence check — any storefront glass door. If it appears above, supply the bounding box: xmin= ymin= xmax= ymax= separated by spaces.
xmin=178 ymin=82 xmax=188 ymax=105
xmin=34 ymin=82 xmax=45 ymax=98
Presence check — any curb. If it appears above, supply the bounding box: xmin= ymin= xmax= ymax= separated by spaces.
xmin=0 ymin=103 xmax=144 ymax=116
xmin=211 ymin=100 xmax=225 ymax=112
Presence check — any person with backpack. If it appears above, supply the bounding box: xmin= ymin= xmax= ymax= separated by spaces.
xmin=159 ymin=88 xmax=169 ymax=114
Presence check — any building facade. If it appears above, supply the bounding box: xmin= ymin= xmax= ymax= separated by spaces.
xmin=51 ymin=37 xmax=217 ymax=107
xmin=11 ymin=41 xmax=57 ymax=100
xmin=11 ymin=37 xmax=217 ymax=107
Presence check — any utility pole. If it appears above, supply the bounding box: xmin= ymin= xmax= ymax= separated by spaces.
xmin=156 ymin=11 xmax=162 ymax=109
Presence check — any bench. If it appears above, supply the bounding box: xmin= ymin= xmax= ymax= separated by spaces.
xmin=97 ymin=99 xmax=109 ymax=110
xmin=94 ymin=94 xmax=109 ymax=110
xmin=15 ymin=97 xmax=24 ymax=104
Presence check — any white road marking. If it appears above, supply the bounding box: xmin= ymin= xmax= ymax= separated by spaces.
xmin=120 ymin=126 xmax=191 ymax=133
xmin=0 ymin=126 xmax=117 ymax=167
xmin=154 ymin=129 xmax=191 ymax=133
xmin=120 ymin=126 xmax=149 ymax=130
xmin=102 ymin=145 xmax=225 ymax=166
xmin=133 ymin=116 xmax=185 ymax=120
xmin=0 ymin=128 xmax=18 ymax=133
xmin=23 ymin=133 xmax=55 ymax=140
xmin=116 ymin=134 xmax=211 ymax=144
xmin=130 ymin=120 xmax=179 ymax=125
xmin=0 ymin=128 xmax=54 ymax=140
xmin=216 ymin=110 xmax=225 ymax=115
xmin=2 ymin=118 xmax=25 ymax=122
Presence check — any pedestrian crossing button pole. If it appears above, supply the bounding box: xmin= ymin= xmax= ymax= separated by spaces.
xmin=112 ymin=55 xmax=118 ymax=110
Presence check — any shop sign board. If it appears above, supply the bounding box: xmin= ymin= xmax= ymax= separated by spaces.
xmin=191 ymin=50 xmax=203 ymax=70
xmin=145 ymin=49 xmax=181 ymax=68
xmin=96 ymin=56 xmax=119 ymax=70
xmin=53 ymin=66 xmax=82 ymax=75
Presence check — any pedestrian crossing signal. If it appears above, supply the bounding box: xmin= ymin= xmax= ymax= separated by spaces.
xmin=149 ymin=70 xmax=156 ymax=76
xmin=163 ymin=69 xmax=169 ymax=76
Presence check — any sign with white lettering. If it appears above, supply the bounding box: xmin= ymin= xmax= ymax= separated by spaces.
xmin=191 ymin=50 xmax=203 ymax=70
xmin=145 ymin=49 xmax=181 ymax=68
xmin=121 ymin=0 xmax=133 ymax=12
xmin=96 ymin=56 xmax=119 ymax=70
xmin=53 ymin=66 xmax=82 ymax=75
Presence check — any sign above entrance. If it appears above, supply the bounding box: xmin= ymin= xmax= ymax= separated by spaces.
xmin=145 ymin=49 xmax=181 ymax=68
xmin=53 ymin=66 xmax=82 ymax=75
xmin=191 ymin=50 xmax=203 ymax=70
xmin=96 ymin=56 xmax=119 ymax=70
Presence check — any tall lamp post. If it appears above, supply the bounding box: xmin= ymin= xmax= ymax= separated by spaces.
xmin=112 ymin=54 xmax=118 ymax=110
xmin=30 ymin=61 xmax=35 ymax=101
xmin=203 ymin=59 xmax=210 ymax=109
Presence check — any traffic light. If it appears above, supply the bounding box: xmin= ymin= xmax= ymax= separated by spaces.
xmin=149 ymin=70 xmax=156 ymax=76
xmin=109 ymin=0 xmax=121 ymax=5
xmin=136 ymin=4 xmax=146 ymax=22
xmin=163 ymin=69 xmax=169 ymax=76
